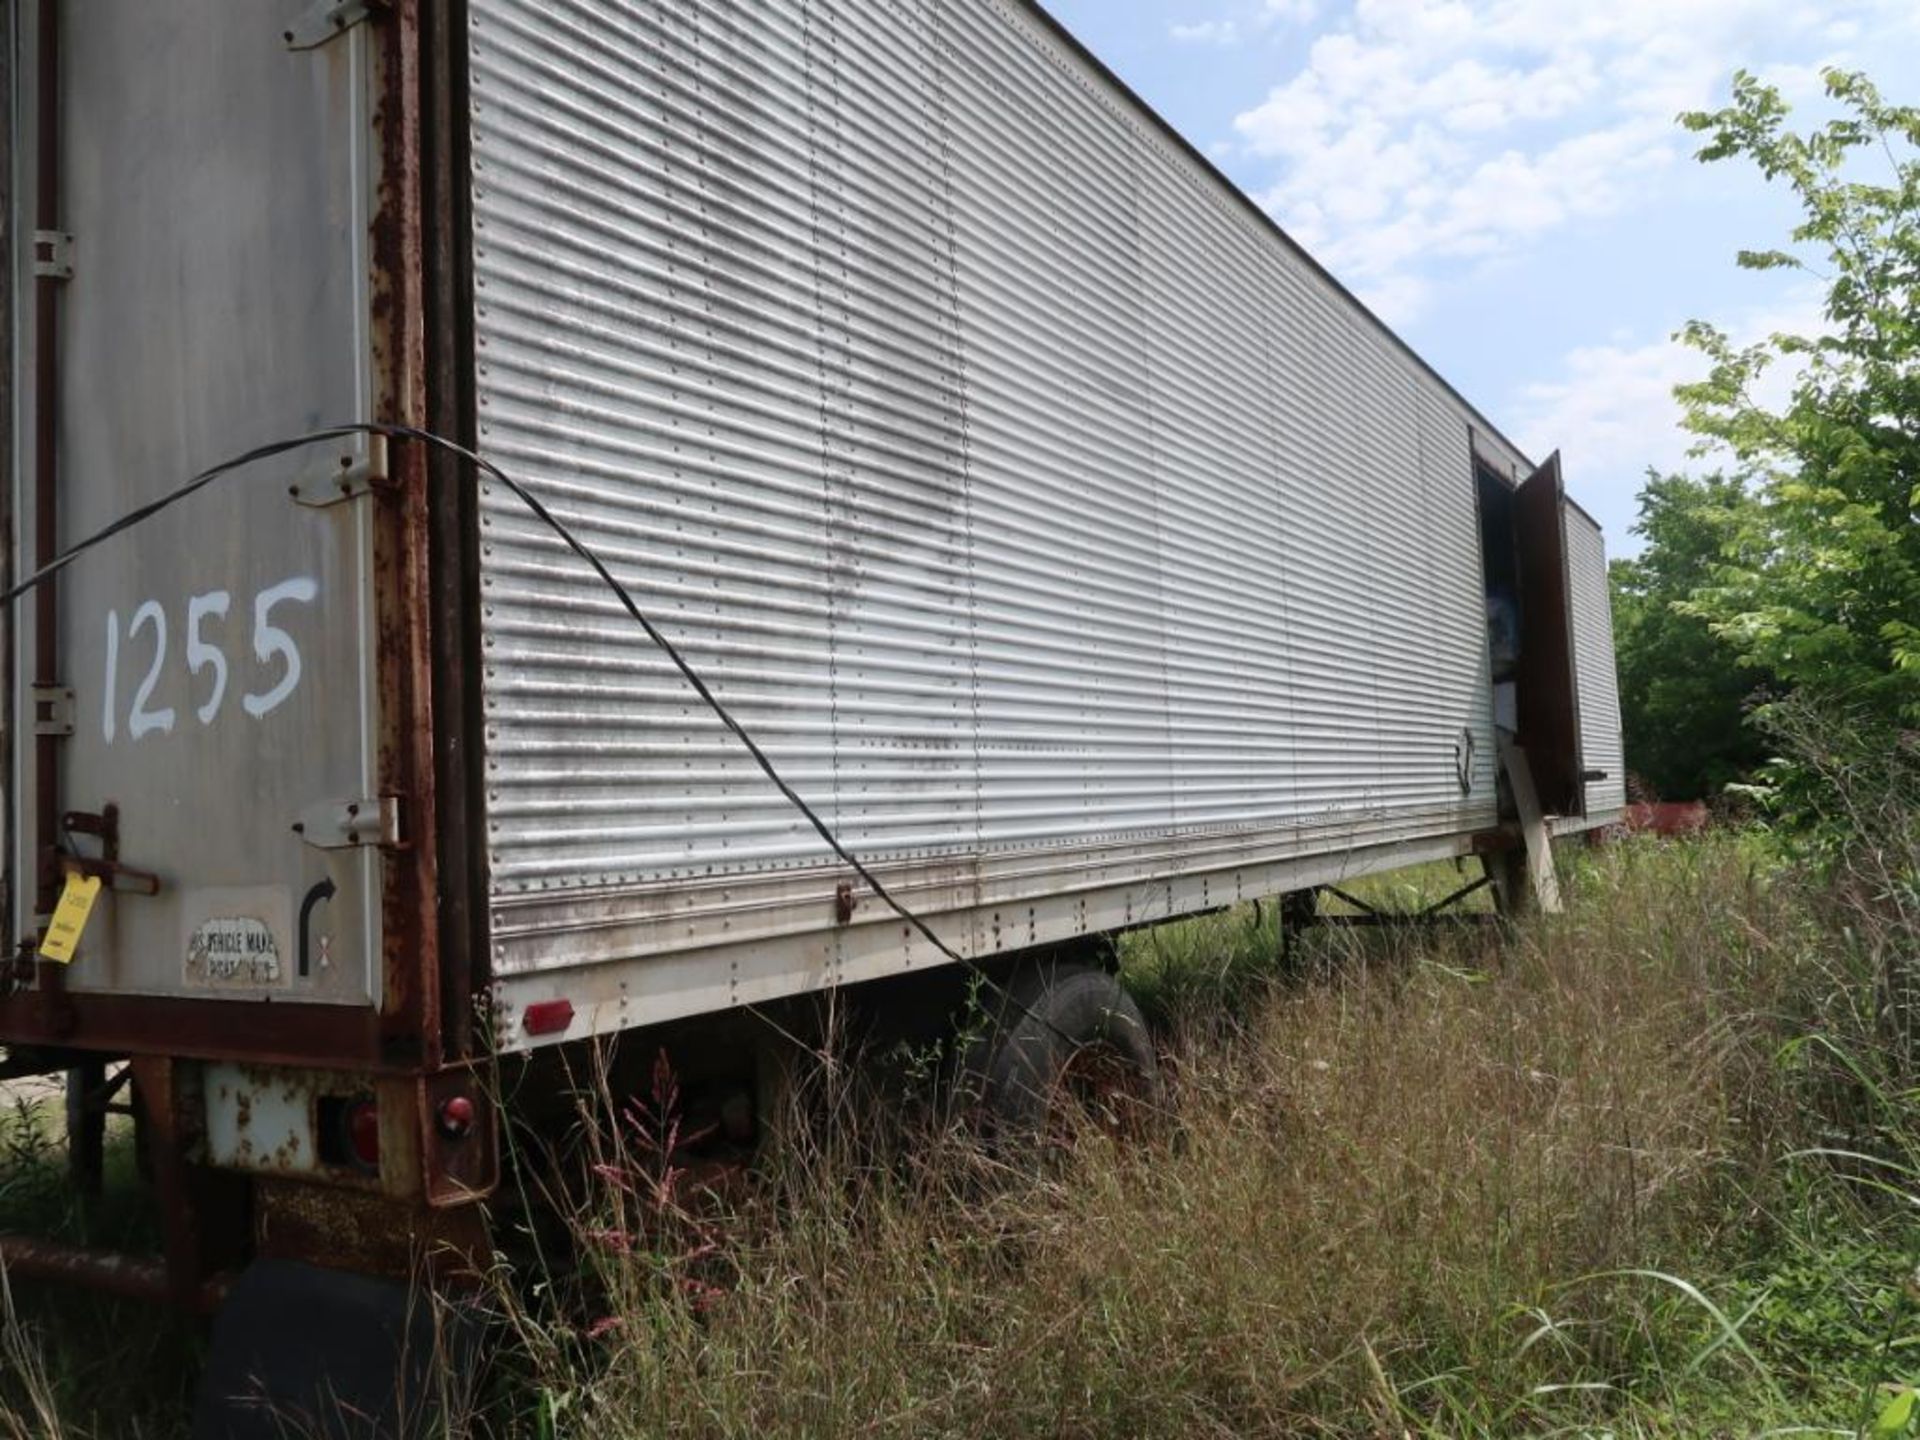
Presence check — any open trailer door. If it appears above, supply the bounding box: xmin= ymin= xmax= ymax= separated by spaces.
xmin=1513 ymin=452 xmax=1585 ymax=818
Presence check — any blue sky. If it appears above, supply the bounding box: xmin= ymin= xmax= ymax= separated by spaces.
xmin=1039 ymin=0 xmax=1920 ymax=554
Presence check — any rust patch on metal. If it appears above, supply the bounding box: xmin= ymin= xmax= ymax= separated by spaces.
xmin=419 ymin=0 xmax=490 ymax=1066
xmin=0 ymin=989 xmax=384 ymax=1065
xmin=366 ymin=0 xmax=443 ymax=1072
xmin=255 ymin=1180 xmax=487 ymax=1287
xmin=419 ymin=1066 xmax=497 ymax=1206
xmin=131 ymin=1056 xmax=249 ymax=1308
xmin=0 ymin=1234 xmax=227 ymax=1311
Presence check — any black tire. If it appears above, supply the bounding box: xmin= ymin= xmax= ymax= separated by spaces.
xmin=193 ymin=1261 xmax=480 ymax=1439
xmin=963 ymin=963 xmax=1161 ymax=1139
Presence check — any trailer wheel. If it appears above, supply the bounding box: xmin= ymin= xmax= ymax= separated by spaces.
xmin=193 ymin=1260 xmax=477 ymax=1440
xmin=963 ymin=963 xmax=1161 ymax=1141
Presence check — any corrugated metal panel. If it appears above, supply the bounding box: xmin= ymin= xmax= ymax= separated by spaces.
xmin=1417 ymin=386 xmax=1502 ymax=806
xmin=467 ymin=0 xmax=1502 ymax=988
xmin=1566 ymin=509 xmax=1627 ymax=816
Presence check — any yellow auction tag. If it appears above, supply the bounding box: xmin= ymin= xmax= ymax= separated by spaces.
xmin=40 ymin=873 xmax=103 ymax=965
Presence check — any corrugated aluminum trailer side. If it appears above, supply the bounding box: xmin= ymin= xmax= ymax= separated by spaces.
xmin=462 ymin=0 xmax=1606 ymax=1047
xmin=1566 ymin=504 xmax=1628 ymax=821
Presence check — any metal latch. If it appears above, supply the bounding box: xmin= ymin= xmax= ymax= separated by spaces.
xmin=292 ymin=796 xmax=403 ymax=851
xmin=282 ymin=0 xmax=386 ymax=50
xmin=289 ymin=434 xmax=390 ymax=509
xmin=31 ymin=685 xmax=73 ymax=737
xmin=58 ymin=852 xmax=161 ymax=897
xmin=32 ymin=231 xmax=72 ymax=281
xmin=59 ymin=806 xmax=162 ymax=896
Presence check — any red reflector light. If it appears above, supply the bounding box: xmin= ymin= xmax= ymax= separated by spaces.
xmin=524 ymin=999 xmax=575 ymax=1036
xmin=346 ymin=1098 xmax=380 ymax=1171
xmin=437 ymin=1095 xmax=477 ymax=1139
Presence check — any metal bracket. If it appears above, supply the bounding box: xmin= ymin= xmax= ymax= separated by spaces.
xmin=31 ymin=685 xmax=73 ymax=737
xmin=282 ymin=0 xmax=385 ymax=50
xmin=58 ymin=806 xmax=161 ymax=897
xmin=288 ymin=434 xmax=390 ymax=509
xmin=32 ymin=230 xmax=72 ymax=281
xmin=292 ymin=796 xmax=402 ymax=851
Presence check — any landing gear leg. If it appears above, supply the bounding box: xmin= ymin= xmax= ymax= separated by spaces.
xmin=1484 ymin=849 xmax=1532 ymax=919
xmin=66 ymin=1060 xmax=106 ymax=1198
xmin=1278 ymin=888 xmax=1319 ymax=974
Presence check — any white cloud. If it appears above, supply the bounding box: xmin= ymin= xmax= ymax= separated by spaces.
xmin=1228 ymin=0 xmax=1906 ymax=322
xmin=1352 ymin=271 xmax=1431 ymax=327
xmin=1175 ymin=0 xmax=1317 ymax=45
xmin=1171 ymin=19 xmax=1242 ymax=45
xmin=1508 ymin=290 xmax=1826 ymax=550
xmin=1262 ymin=0 xmax=1319 ymax=25
xmin=1512 ymin=339 xmax=1697 ymax=529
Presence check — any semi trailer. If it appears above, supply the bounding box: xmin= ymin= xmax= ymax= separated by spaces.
xmin=0 ymin=0 xmax=1625 ymax=1430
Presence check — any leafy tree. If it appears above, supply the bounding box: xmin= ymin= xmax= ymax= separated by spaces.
xmin=1609 ymin=472 xmax=1770 ymax=800
xmin=1673 ymin=70 xmax=1920 ymax=730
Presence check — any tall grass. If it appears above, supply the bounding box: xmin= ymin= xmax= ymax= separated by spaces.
xmin=0 ymin=1096 xmax=196 ymax=1440
xmin=471 ymin=836 xmax=1870 ymax=1439
xmin=5 ymin=727 xmax=1917 ymax=1436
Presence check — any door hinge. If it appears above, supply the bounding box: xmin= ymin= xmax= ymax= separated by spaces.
xmin=31 ymin=685 xmax=73 ymax=737
xmin=288 ymin=434 xmax=390 ymax=509
xmin=282 ymin=0 xmax=387 ymax=51
xmin=32 ymin=231 xmax=72 ymax=282
xmin=292 ymin=795 xmax=403 ymax=851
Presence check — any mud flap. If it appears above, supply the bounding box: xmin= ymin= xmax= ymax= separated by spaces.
xmin=192 ymin=1260 xmax=472 ymax=1440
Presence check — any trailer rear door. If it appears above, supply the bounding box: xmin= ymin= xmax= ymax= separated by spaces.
xmin=1513 ymin=453 xmax=1585 ymax=817
xmin=12 ymin=1 xmax=384 ymax=1010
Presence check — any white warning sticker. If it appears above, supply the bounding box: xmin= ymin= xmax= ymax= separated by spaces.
xmin=185 ymin=916 xmax=282 ymax=987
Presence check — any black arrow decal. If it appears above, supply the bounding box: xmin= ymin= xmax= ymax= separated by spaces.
xmin=298 ymin=877 xmax=337 ymax=978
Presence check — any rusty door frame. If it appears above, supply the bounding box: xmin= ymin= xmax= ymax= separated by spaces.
xmin=419 ymin=0 xmax=490 ymax=1066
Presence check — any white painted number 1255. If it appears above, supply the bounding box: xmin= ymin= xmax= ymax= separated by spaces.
xmin=102 ymin=577 xmax=319 ymax=743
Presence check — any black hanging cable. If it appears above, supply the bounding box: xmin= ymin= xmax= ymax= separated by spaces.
xmin=0 ymin=425 xmax=371 ymax=607
xmin=7 ymin=423 xmax=1103 ymax=1050
xmin=376 ymin=422 xmax=974 ymax=978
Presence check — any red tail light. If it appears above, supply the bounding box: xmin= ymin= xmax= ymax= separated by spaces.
xmin=345 ymin=1097 xmax=380 ymax=1172
xmin=523 ymin=998 xmax=575 ymax=1036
